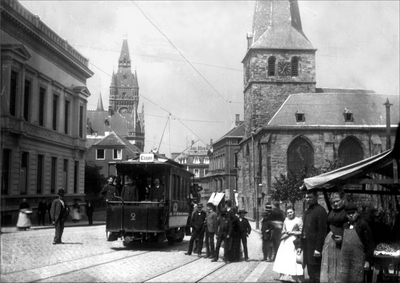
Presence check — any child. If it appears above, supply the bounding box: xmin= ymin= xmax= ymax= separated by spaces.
xmin=261 ymin=204 xmax=275 ymax=262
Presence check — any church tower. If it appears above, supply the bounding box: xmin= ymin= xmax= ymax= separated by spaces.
xmin=243 ymin=0 xmax=316 ymax=138
xmin=110 ymin=38 xmax=139 ymax=115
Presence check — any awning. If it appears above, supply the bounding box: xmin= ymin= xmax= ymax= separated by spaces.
xmin=303 ymin=149 xmax=397 ymax=190
xmin=208 ymin=192 xmax=225 ymax=206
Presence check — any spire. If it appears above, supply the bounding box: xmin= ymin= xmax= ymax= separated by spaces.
xmin=97 ymin=92 xmax=104 ymax=111
xmin=119 ymin=38 xmax=131 ymax=67
xmin=249 ymin=0 xmax=314 ymax=50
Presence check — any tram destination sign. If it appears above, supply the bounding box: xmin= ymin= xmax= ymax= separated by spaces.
xmin=140 ymin=153 xmax=154 ymax=162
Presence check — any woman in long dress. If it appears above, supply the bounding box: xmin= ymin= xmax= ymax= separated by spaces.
xmin=16 ymin=198 xmax=32 ymax=230
xmin=320 ymin=191 xmax=347 ymax=282
xmin=273 ymin=205 xmax=303 ymax=282
xmin=71 ymin=199 xmax=81 ymax=222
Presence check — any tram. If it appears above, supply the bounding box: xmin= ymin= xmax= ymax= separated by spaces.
xmin=106 ymin=152 xmax=193 ymax=246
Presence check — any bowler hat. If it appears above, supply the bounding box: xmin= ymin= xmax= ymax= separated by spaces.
xmin=238 ymin=209 xmax=248 ymax=214
xmin=345 ymin=203 xmax=358 ymax=213
xmin=57 ymin=189 xmax=65 ymax=196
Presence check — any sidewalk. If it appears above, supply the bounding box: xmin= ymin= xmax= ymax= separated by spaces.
xmin=0 ymin=220 xmax=105 ymax=234
xmin=249 ymin=219 xmax=261 ymax=234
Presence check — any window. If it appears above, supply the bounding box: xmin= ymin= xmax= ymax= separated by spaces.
xmin=63 ymin=159 xmax=69 ymax=192
xmin=203 ymin=157 xmax=210 ymax=164
xmin=36 ymin=155 xmax=44 ymax=194
xmin=79 ymin=105 xmax=84 ymax=138
xmin=74 ymin=161 xmax=79 ymax=194
xmin=113 ymin=149 xmax=122 ymax=160
xmin=287 ymin=136 xmax=314 ymax=176
xmin=51 ymin=157 xmax=57 ymax=194
xmin=295 ymin=110 xmax=305 ymax=122
xmin=343 ymin=108 xmax=354 ymax=122
xmin=20 ymin=152 xmax=29 ymax=195
xmin=39 ymin=87 xmax=46 ymax=126
xmin=268 ymin=56 xmax=276 ymax=76
xmin=96 ymin=149 xmax=105 ymax=160
xmin=10 ymin=71 xmax=17 ymax=116
xmin=23 ymin=80 xmax=31 ymax=121
xmin=64 ymin=101 xmax=70 ymax=134
xmin=339 ymin=137 xmax=364 ymax=167
xmin=193 ymin=157 xmax=200 ymax=164
xmin=52 ymin=95 xmax=58 ymax=131
xmin=291 ymin=57 xmax=299 ymax=77
xmin=1 ymin=149 xmax=12 ymax=195
xmin=194 ymin=169 xmax=200 ymax=177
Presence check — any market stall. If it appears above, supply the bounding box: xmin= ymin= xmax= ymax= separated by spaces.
xmin=302 ymin=133 xmax=400 ymax=282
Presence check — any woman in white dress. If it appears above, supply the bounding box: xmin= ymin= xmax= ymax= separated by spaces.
xmin=71 ymin=199 xmax=81 ymax=222
xmin=16 ymin=198 xmax=32 ymax=230
xmin=273 ymin=205 xmax=304 ymax=282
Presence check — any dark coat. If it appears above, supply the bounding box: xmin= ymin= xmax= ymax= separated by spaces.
xmin=99 ymin=184 xmax=119 ymax=201
xmin=216 ymin=214 xmax=232 ymax=237
xmin=343 ymin=218 xmax=375 ymax=262
xmin=86 ymin=204 xmax=94 ymax=216
xmin=237 ymin=217 xmax=251 ymax=235
xmin=261 ymin=217 xmax=275 ymax=241
xmin=150 ymin=185 xmax=165 ymax=202
xmin=191 ymin=210 xmax=207 ymax=229
xmin=38 ymin=201 xmax=47 ymax=214
xmin=50 ymin=198 xmax=69 ymax=223
xmin=302 ymin=203 xmax=327 ymax=265
xmin=121 ymin=184 xmax=138 ymax=201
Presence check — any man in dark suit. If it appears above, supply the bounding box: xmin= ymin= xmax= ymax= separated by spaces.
xmin=50 ymin=189 xmax=70 ymax=244
xmin=212 ymin=207 xmax=232 ymax=263
xmin=37 ymin=198 xmax=48 ymax=225
xmin=237 ymin=209 xmax=252 ymax=261
xmin=121 ymin=176 xmax=138 ymax=201
xmin=185 ymin=203 xmax=206 ymax=257
xmin=302 ymin=191 xmax=327 ymax=283
xmin=150 ymin=178 xmax=165 ymax=202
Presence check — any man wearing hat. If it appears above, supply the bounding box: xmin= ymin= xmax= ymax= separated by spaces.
xmin=204 ymin=202 xmax=218 ymax=258
xmin=50 ymin=189 xmax=70 ymax=244
xmin=337 ymin=203 xmax=374 ymax=283
xmin=185 ymin=202 xmax=206 ymax=257
xmin=261 ymin=203 xmax=275 ymax=261
xmin=237 ymin=209 xmax=251 ymax=261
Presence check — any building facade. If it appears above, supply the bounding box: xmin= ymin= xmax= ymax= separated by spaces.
xmin=87 ymin=38 xmax=145 ymax=151
xmin=1 ymin=0 xmax=93 ymax=223
xmin=235 ymin=0 xmax=399 ymax=220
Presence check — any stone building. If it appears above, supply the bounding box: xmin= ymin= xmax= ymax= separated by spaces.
xmin=235 ymin=0 xmax=399 ymax=220
xmin=1 ymin=0 xmax=93 ymax=223
xmin=87 ymin=38 xmax=145 ymax=151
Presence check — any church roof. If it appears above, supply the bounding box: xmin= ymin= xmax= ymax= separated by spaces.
xmin=97 ymin=92 xmax=104 ymax=111
xmin=268 ymin=91 xmax=399 ymax=127
xmin=111 ymin=39 xmax=138 ymax=88
xmin=248 ymin=0 xmax=314 ymax=51
xmin=87 ymin=110 xmax=141 ymax=137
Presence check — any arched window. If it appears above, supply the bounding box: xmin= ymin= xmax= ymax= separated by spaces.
xmin=338 ymin=137 xmax=364 ymax=167
xmin=287 ymin=136 xmax=314 ymax=176
xmin=268 ymin=56 xmax=276 ymax=76
xmin=291 ymin=57 xmax=299 ymax=77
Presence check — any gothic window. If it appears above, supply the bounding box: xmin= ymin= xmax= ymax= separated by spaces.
xmin=287 ymin=136 xmax=314 ymax=176
xmin=291 ymin=57 xmax=299 ymax=77
xmin=338 ymin=137 xmax=364 ymax=167
xmin=268 ymin=56 xmax=276 ymax=76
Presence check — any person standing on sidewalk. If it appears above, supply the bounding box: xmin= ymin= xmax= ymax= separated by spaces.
xmin=50 ymin=189 xmax=70 ymax=244
xmin=261 ymin=204 xmax=275 ymax=262
xmin=302 ymin=191 xmax=327 ymax=283
xmin=37 ymin=198 xmax=48 ymax=226
xmin=237 ymin=209 xmax=252 ymax=261
xmin=269 ymin=201 xmax=286 ymax=261
xmin=185 ymin=203 xmax=206 ymax=257
xmin=16 ymin=198 xmax=32 ymax=230
xmin=211 ymin=207 xmax=232 ymax=263
xmin=86 ymin=200 xmax=94 ymax=225
xmin=204 ymin=202 xmax=218 ymax=258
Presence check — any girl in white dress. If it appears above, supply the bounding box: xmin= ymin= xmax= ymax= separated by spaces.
xmin=273 ymin=206 xmax=304 ymax=282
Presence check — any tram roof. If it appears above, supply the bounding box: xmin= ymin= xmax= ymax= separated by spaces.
xmin=109 ymin=152 xmax=184 ymax=168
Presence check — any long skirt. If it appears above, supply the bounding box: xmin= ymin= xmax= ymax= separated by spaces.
xmin=320 ymin=231 xmax=341 ymax=283
xmin=273 ymin=235 xmax=304 ymax=282
xmin=16 ymin=212 xmax=32 ymax=229
xmin=72 ymin=208 xmax=81 ymax=221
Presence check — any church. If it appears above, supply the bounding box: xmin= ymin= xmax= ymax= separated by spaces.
xmin=234 ymin=0 xmax=399 ymax=219
xmin=87 ymin=38 xmax=145 ymax=152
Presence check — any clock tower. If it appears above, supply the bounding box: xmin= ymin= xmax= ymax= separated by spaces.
xmin=243 ymin=0 xmax=317 ymax=138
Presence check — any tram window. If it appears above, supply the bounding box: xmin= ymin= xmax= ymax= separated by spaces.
xmin=177 ymin=175 xmax=181 ymax=200
xmin=171 ymin=174 xmax=175 ymax=199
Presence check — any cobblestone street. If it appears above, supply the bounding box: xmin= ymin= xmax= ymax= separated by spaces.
xmin=1 ymin=222 xmax=279 ymax=282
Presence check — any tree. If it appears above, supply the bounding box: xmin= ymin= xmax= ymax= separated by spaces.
xmin=84 ymin=162 xmax=106 ymax=198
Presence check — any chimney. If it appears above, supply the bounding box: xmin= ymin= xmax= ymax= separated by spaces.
xmin=108 ymin=106 xmax=114 ymax=116
xmin=235 ymin=114 xmax=240 ymax=126
xmin=246 ymin=32 xmax=253 ymax=49
xmin=210 ymin=139 xmax=213 ymax=146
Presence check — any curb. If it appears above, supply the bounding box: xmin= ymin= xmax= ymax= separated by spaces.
xmin=1 ymin=222 xmax=105 ymax=234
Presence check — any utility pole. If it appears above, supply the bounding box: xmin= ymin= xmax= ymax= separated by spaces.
xmin=384 ymin=98 xmax=393 ymax=150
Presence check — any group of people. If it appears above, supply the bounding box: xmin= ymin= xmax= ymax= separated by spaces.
xmin=99 ymin=175 xmax=165 ymax=203
xmin=260 ymin=191 xmax=374 ymax=283
xmin=184 ymin=200 xmax=252 ymax=264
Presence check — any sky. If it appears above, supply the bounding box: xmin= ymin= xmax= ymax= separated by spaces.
xmin=20 ymin=1 xmax=399 ymax=157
